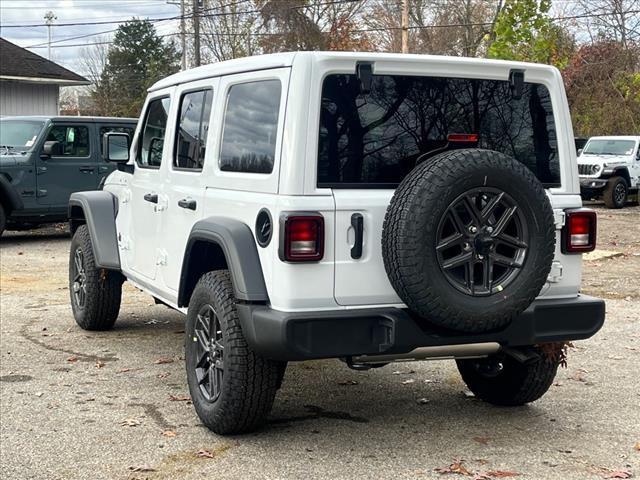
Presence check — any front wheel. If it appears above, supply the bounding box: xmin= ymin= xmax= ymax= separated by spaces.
xmin=457 ymin=348 xmax=558 ymax=406
xmin=69 ymin=225 xmax=122 ymax=330
xmin=603 ymin=176 xmax=627 ymax=209
xmin=185 ymin=270 xmax=283 ymax=435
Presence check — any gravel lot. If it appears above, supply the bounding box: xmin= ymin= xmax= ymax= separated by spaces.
xmin=1 ymin=203 xmax=638 ymax=480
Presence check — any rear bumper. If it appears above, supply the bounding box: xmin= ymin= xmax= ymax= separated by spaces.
xmin=237 ymin=295 xmax=605 ymax=361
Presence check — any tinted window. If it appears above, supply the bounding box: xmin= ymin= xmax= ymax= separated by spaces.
xmin=220 ymin=80 xmax=281 ymax=174
xmin=46 ymin=125 xmax=90 ymax=157
xmin=318 ymin=74 xmax=560 ymax=187
xmin=99 ymin=126 xmax=134 ymax=154
xmin=175 ymin=90 xmax=213 ymax=170
xmin=137 ymin=97 xmax=171 ymax=168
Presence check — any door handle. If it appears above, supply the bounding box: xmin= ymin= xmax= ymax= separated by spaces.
xmin=351 ymin=213 xmax=364 ymax=259
xmin=144 ymin=193 xmax=158 ymax=204
xmin=98 ymin=166 xmax=110 ymax=173
xmin=79 ymin=166 xmax=95 ymax=173
xmin=178 ymin=198 xmax=197 ymax=210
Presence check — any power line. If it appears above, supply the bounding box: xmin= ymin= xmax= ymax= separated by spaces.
xmin=0 ymin=0 xmax=358 ymax=28
xmin=23 ymin=8 xmax=640 ymax=49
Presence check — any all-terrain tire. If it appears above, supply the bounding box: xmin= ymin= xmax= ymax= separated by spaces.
xmin=603 ymin=176 xmax=627 ymax=209
xmin=0 ymin=203 xmax=6 ymax=237
xmin=69 ymin=224 xmax=122 ymax=330
xmin=185 ymin=270 xmax=283 ymax=435
xmin=382 ymin=149 xmax=556 ymax=333
xmin=457 ymin=349 xmax=559 ymax=406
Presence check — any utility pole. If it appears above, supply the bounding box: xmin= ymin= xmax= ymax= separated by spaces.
xmin=180 ymin=0 xmax=186 ymax=70
xmin=44 ymin=11 xmax=57 ymax=60
xmin=167 ymin=0 xmax=187 ymax=70
xmin=193 ymin=0 xmax=201 ymax=67
xmin=401 ymin=0 xmax=409 ymax=54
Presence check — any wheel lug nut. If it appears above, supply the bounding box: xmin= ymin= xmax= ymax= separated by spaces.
xmin=463 ymin=243 xmax=471 ymax=251
xmin=486 ymin=226 xmax=494 ymax=233
xmin=469 ymin=226 xmax=478 ymax=233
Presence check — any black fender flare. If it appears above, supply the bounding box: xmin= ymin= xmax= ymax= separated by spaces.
xmin=68 ymin=191 xmax=120 ymax=270
xmin=178 ymin=217 xmax=268 ymax=306
xmin=603 ymin=166 xmax=631 ymax=185
xmin=0 ymin=174 xmax=24 ymax=212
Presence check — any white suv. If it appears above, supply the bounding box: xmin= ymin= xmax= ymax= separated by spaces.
xmin=67 ymin=52 xmax=605 ymax=434
xmin=578 ymin=136 xmax=640 ymax=208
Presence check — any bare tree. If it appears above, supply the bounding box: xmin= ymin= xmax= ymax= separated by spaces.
xmin=571 ymin=0 xmax=640 ymax=47
xmin=200 ymin=0 xmax=261 ymax=62
xmin=79 ymin=37 xmax=114 ymax=115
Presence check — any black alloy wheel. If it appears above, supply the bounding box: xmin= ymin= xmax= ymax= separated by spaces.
xmin=193 ymin=304 xmax=225 ymax=403
xmin=435 ymin=187 xmax=529 ymax=297
xmin=71 ymin=247 xmax=87 ymax=308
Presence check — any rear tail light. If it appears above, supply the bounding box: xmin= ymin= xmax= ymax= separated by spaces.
xmin=562 ymin=209 xmax=597 ymax=253
xmin=280 ymin=214 xmax=324 ymax=262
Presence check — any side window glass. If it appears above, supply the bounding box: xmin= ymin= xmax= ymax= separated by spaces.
xmin=137 ymin=97 xmax=171 ymax=168
xmin=220 ymin=80 xmax=281 ymax=174
xmin=46 ymin=125 xmax=90 ymax=157
xmin=99 ymin=126 xmax=134 ymax=155
xmin=175 ymin=89 xmax=213 ymax=170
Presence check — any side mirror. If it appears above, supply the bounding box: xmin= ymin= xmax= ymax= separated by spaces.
xmin=577 ymin=148 xmax=583 ymax=156
xmin=40 ymin=140 xmax=62 ymax=160
xmin=103 ymin=132 xmax=130 ymax=163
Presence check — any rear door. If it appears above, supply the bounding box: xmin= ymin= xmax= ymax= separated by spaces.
xmin=322 ymin=72 xmax=563 ymax=306
xmin=159 ymin=80 xmax=216 ymax=294
xmin=36 ymin=122 xmax=97 ymax=208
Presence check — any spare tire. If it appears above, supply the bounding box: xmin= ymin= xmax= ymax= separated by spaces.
xmin=382 ymin=149 xmax=555 ymax=333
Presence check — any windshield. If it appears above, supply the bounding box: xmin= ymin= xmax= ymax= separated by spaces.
xmin=583 ymin=139 xmax=636 ymax=156
xmin=0 ymin=120 xmax=45 ymax=151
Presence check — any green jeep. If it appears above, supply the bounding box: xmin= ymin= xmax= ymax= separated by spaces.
xmin=0 ymin=116 xmax=136 ymax=235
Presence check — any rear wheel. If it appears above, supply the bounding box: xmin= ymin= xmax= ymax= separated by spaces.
xmin=457 ymin=349 xmax=558 ymax=406
xmin=69 ymin=225 xmax=122 ymax=330
xmin=603 ymin=176 xmax=627 ymax=209
xmin=0 ymin=204 xmax=6 ymax=236
xmin=185 ymin=270 xmax=283 ymax=435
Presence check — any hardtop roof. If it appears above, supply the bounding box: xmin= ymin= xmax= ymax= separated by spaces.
xmin=149 ymin=51 xmax=557 ymax=92
xmin=1 ymin=115 xmax=137 ymax=123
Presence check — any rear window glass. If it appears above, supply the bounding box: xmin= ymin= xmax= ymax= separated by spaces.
xmin=318 ymin=74 xmax=560 ymax=187
xmin=219 ymin=80 xmax=281 ymax=174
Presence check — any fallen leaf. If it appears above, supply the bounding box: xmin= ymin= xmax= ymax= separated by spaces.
xmin=157 ymin=372 xmax=170 ymax=379
xmin=635 ymin=441 xmax=640 ymax=451
xmin=67 ymin=356 xmax=79 ymax=363
xmin=485 ymin=471 xmax=520 ymax=478
xmin=604 ymin=470 xmax=632 ymax=479
xmin=434 ymin=460 xmax=472 ymax=476
xmin=416 ymin=397 xmax=430 ymax=405
xmin=162 ymin=430 xmax=177 ymax=437
xmin=168 ymin=394 xmax=191 ymax=402
xmin=402 ymin=379 xmax=415 ymax=385
xmin=128 ymin=465 xmax=156 ymax=472
xmin=34 ymin=391 xmax=44 ymax=397
xmin=116 ymin=368 xmax=131 ymax=374
xmin=121 ymin=418 xmax=141 ymax=427
xmin=95 ymin=361 xmax=105 ymax=369
xmin=472 ymin=436 xmax=490 ymax=445
xmin=196 ymin=449 xmax=215 ymax=459
xmin=570 ymin=368 xmax=589 ymax=382
xmin=154 ymin=357 xmax=174 ymax=365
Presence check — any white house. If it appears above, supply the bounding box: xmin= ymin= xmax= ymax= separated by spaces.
xmin=0 ymin=37 xmax=89 ymax=116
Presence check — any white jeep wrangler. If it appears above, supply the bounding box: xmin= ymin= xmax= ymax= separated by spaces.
xmin=577 ymin=136 xmax=640 ymax=208
xmin=68 ymin=52 xmax=605 ymax=435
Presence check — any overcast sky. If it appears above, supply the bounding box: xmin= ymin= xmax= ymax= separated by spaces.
xmin=0 ymin=0 xmax=180 ymax=77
